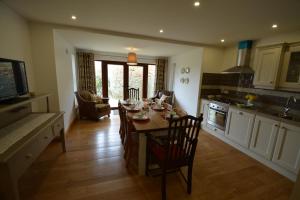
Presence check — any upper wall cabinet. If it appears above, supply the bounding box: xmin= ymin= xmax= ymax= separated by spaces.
xmin=279 ymin=43 xmax=300 ymax=91
xmin=253 ymin=44 xmax=285 ymax=89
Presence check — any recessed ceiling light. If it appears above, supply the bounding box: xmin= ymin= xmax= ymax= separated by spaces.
xmin=71 ymin=15 xmax=77 ymax=20
xmin=194 ymin=1 xmax=200 ymax=7
xmin=272 ymin=24 xmax=278 ymax=29
xmin=221 ymin=39 xmax=225 ymax=43
xmin=126 ymin=47 xmax=138 ymax=51
xmin=159 ymin=29 xmax=164 ymax=33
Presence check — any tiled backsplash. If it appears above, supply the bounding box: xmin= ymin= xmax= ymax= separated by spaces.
xmin=201 ymin=73 xmax=300 ymax=111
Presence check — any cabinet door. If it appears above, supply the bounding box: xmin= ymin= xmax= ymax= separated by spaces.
xmin=250 ymin=115 xmax=279 ymax=160
xmin=272 ymin=122 xmax=300 ymax=174
xmin=200 ymin=99 xmax=209 ymax=126
xmin=253 ymin=45 xmax=284 ymax=89
xmin=225 ymin=108 xmax=255 ymax=148
xmin=279 ymin=44 xmax=300 ymax=91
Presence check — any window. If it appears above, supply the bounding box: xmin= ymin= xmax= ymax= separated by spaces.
xmin=148 ymin=65 xmax=156 ymax=97
xmin=95 ymin=61 xmax=103 ymax=96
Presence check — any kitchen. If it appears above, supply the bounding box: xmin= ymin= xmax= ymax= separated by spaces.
xmin=200 ymin=39 xmax=300 ymax=182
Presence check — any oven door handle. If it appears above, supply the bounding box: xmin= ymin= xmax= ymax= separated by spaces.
xmin=209 ymin=107 xmax=227 ymax=115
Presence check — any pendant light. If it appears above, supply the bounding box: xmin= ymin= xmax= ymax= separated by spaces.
xmin=127 ymin=52 xmax=137 ymax=65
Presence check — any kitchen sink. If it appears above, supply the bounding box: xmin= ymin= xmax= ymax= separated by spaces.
xmin=272 ymin=113 xmax=294 ymax=120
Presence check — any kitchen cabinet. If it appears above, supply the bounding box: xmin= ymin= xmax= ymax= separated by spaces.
xmin=279 ymin=43 xmax=300 ymax=91
xmin=250 ymin=115 xmax=280 ymax=160
xmin=272 ymin=122 xmax=300 ymax=174
xmin=253 ymin=44 xmax=285 ymax=89
xmin=200 ymin=99 xmax=209 ymax=126
xmin=225 ymin=107 xmax=255 ymax=148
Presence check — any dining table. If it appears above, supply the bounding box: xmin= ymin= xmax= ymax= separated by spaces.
xmin=122 ymin=101 xmax=181 ymax=175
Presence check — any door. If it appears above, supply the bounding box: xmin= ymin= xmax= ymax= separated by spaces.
xmin=272 ymin=122 xmax=300 ymax=174
xmin=225 ymin=108 xmax=255 ymax=148
xmin=128 ymin=65 xmax=144 ymax=100
xmin=279 ymin=44 xmax=300 ymax=91
xmin=253 ymin=45 xmax=284 ymax=89
xmin=107 ymin=64 xmax=124 ymax=107
xmin=250 ymin=115 xmax=279 ymax=160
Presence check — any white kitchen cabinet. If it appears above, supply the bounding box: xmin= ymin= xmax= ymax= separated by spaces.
xmin=200 ymin=99 xmax=209 ymax=126
xmin=272 ymin=122 xmax=300 ymax=174
xmin=253 ymin=44 xmax=285 ymax=89
xmin=279 ymin=43 xmax=300 ymax=91
xmin=250 ymin=115 xmax=280 ymax=160
xmin=225 ymin=107 xmax=255 ymax=148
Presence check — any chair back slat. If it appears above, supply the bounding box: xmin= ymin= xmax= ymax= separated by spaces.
xmin=166 ymin=115 xmax=203 ymax=164
xmin=128 ymin=88 xmax=139 ymax=101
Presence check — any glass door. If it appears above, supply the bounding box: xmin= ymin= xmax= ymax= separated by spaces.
xmin=128 ymin=65 xmax=143 ymax=100
xmin=107 ymin=64 xmax=124 ymax=107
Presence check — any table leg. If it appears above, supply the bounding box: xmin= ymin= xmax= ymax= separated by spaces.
xmin=138 ymin=133 xmax=147 ymax=175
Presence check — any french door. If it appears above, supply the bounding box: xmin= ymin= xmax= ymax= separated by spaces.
xmin=95 ymin=60 xmax=156 ymax=107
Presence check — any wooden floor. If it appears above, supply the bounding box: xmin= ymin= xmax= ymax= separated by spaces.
xmin=19 ymin=115 xmax=294 ymax=200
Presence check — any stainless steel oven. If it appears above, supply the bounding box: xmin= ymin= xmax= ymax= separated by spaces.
xmin=207 ymin=102 xmax=229 ymax=131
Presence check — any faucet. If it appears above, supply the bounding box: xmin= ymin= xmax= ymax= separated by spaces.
xmin=282 ymin=96 xmax=297 ymax=117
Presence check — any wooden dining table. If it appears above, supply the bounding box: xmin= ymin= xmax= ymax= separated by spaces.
xmin=122 ymin=102 xmax=177 ymax=175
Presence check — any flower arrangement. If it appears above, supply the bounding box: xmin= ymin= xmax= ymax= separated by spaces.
xmin=245 ymin=94 xmax=257 ymax=106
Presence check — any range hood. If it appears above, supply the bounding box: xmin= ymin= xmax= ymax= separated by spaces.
xmin=222 ymin=40 xmax=254 ymax=74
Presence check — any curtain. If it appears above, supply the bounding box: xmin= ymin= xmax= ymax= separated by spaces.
xmin=77 ymin=52 xmax=96 ymax=93
xmin=155 ymin=58 xmax=167 ymax=91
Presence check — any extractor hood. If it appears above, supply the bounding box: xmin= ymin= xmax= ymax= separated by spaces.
xmin=222 ymin=40 xmax=254 ymax=74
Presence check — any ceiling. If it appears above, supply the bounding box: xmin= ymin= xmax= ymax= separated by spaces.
xmin=4 ymin=0 xmax=300 ymax=45
xmin=56 ymin=30 xmax=199 ymax=57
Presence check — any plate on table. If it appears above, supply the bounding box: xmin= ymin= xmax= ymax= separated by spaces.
xmin=152 ymin=106 xmax=165 ymax=111
xmin=132 ymin=114 xmax=149 ymax=121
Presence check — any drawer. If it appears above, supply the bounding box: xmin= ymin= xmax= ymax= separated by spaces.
xmin=7 ymin=127 xmax=53 ymax=180
xmin=52 ymin=117 xmax=64 ymax=137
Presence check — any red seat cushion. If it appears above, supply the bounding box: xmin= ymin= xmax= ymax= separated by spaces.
xmin=149 ymin=139 xmax=187 ymax=166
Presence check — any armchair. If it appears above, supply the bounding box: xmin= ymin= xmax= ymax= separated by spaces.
xmin=75 ymin=90 xmax=110 ymax=120
xmin=151 ymin=90 xmax=174 ymax=105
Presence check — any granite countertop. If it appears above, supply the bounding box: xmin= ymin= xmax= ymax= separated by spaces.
xmin=201 ymin=97 xmax=300 ymax=126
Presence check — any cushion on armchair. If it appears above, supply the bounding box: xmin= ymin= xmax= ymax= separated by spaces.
xmin=96 ymin=103 xmax=110 ymax=111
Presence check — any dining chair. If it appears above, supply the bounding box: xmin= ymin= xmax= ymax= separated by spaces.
xmin=120 ymin=106 xmax=138 ymax=167
xmin=118 ymin=101 xmax=125 ymax=144
xmin=146 ymin=114 xmax=203 ymax=200
xmin=128 ymin=88 xmax=139 ymax=101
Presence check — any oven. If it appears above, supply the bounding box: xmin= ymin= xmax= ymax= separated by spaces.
xmin=207 ymin=102 xmax=229 ymax=132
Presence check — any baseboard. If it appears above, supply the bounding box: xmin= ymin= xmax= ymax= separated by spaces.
xmin=202 ymin=126 xmax=297 ymax=182
xmin=65 ymin=115 xmax=76 ymax=136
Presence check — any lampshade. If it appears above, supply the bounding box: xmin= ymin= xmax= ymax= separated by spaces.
xmin=127 ymin=52 xmax=137 ymax=65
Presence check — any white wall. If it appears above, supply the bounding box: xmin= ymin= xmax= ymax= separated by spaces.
xmin=54 ymin=31 xmax=76 ymax=131
xmin=201 ymin=47 xmax=225 ymax=73
xmin=29 ymin=22 xmax=59 ymax=112
xmin=169 ymin=48 xmax=203 ymax=116
xmin=0 ymin=2 xmax=35 ymax=92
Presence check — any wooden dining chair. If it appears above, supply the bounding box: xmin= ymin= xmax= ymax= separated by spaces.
xmin=128 ymin=88 xmax=139 ymax=101
xmin=119 ymin=106 xmax=138 ymax=167
xmin=146 ymin=114 xmax=203 ymax=200
xmin=118 ymin=101 xmax=125 ymax=144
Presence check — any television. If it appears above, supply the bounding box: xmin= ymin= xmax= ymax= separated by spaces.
xmin=0 ymin=58 xmax=29 ymax=102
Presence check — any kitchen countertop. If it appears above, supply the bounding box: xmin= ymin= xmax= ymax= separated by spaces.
xmin=201 ymin=98 xmax=300 ymax=126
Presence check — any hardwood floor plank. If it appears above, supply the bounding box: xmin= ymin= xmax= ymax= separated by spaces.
xmin=18 ymin=116 xmax=293 ymax=200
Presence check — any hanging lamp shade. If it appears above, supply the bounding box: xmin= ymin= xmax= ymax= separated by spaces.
xmin=127 ymin=52 xmax=137 ymax=65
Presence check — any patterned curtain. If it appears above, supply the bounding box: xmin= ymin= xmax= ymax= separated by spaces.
xmin=155 ymin=58 xmax=167 ymax=91
xmin=77 ymin=52 xmax=96 ymax=93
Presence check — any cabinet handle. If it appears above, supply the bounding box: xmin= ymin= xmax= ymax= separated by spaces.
xmin=274 ymin=124 xmax=279 ymax=127
xmin=281 ymin=126 xmax=286 ymax=130
xmin=238 ymin=111 xmax=243 ymax=115
xmin=214 ymin=128 xmax=217 ymax=131
xmin=44 ymin=136 xmax=49 ymax=139
xmin=270 ymin=81 xmax=273 ymax=84
xmin=25 ymin=154 xmax=33 ymax=159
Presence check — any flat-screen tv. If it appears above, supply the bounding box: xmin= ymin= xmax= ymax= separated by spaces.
xmin=0 ymin=58 xmax=29 ymax=102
